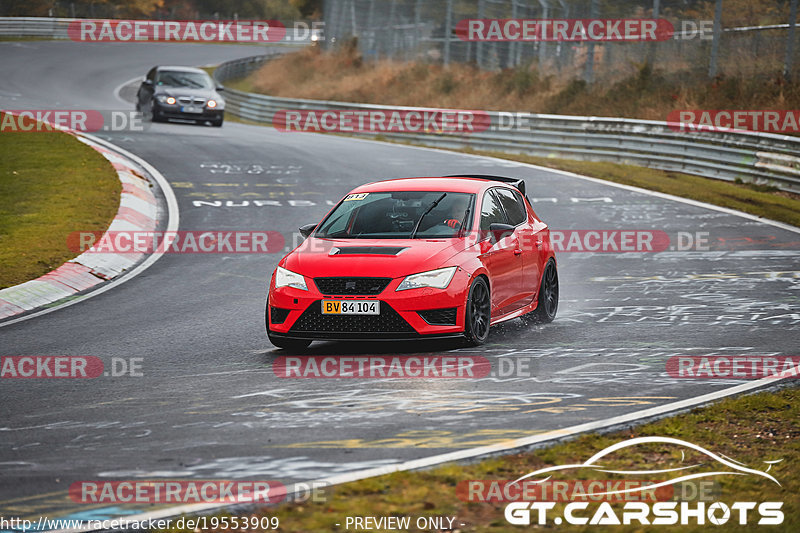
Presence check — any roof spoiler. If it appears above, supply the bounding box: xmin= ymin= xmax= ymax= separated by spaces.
xmin=444 ymin=174 xmax=527 ymax=196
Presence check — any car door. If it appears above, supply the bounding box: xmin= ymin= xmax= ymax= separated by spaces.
xmin=493 ymin=187 xmax=542 ymax=306
xmin=137 ymin=67 xmax=156 ymax=109
xmin=478 ymin=188 xmax=523 ymax=316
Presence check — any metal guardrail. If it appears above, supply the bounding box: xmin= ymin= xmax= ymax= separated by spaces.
xmin=214 ymin=54 xmax=800 ymax=194
xmin=0 ymin=17 xmax=74 ymax=38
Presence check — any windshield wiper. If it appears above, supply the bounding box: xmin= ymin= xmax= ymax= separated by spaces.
xmin=457 ymin=206 xmax=471 ymax=237
xmin=410 ymin=193 xmax=447 ymax=238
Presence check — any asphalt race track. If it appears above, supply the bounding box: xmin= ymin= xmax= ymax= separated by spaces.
xmin=1 ymin=41 xmax=799 ymax=522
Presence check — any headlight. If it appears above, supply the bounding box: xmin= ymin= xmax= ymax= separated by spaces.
xmin=274 ymin=266 xmax=308 ymax=291
xmin=207 ymin=99 xmax=218 ymax=108
xmin=396 ymin=266 xmax=457 ymax=291
xmin=156 ymin=95 xmax=176 ymax=105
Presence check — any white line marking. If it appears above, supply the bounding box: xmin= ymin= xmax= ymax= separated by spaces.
xmin=113 ymin=75 xmax=143 ymax=105
xmin=0 ymin=134 xmax=179 ymax=328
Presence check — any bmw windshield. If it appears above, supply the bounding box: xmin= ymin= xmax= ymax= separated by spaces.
xmin=315 ymin=191 xmax=474 ymax=239
xmin=155 ymin=70 xmax=213 ymax=89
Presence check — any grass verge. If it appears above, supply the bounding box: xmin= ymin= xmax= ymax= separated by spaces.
xmin=0 ymin=113 xmax=121 ymax=289
xmin=159 ymin=385 xmax=799 ymax=533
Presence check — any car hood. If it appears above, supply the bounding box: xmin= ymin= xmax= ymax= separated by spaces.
xmin=154 ymin=86 xmax=220 ymax=99
xmin=282 ymin=238 xmax=469 ymax=279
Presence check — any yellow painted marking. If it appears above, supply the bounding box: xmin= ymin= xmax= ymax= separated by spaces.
xmin=285 ymin=429 xmax=542 ymax=449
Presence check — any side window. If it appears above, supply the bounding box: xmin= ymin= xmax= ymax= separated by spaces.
xmin=480 ymin=190 xmax=508 ymax=230
xmin=512 ymin=189 xmax=532 ymax=219
xmin=494 ymin=188 xmax=527 ymax=226
xmin=146 ymin=68 xmax=156 ymax=81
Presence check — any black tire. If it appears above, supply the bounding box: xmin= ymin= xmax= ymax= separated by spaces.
xmin=267 ymin=332 xmax=311 ymax=351
xmin=143 ymin=102 xmax=161 ymax=123
xmin=527 ymin=259 xmax=558 ymax=324
xmin=464 ymin=277 xmax=491 ymax=345
xmin=211 ymin=117 xmax=224 ymax=127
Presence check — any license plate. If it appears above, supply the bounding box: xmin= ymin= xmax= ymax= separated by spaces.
xmin=321 ymin=300 xmax=379 ymax=315
xmin=181 ymin=105 xmax=202 ymax=114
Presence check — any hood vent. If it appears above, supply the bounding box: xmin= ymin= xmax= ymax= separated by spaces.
xmin=329 ymin=246 xmax=407 ymax=256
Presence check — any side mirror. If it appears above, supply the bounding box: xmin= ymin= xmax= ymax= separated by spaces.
xmin=489 ymin=223 xmax=514 ymax=242
xmin=299 ymin=223 xmax=317 ymax=239
xmin=216 ymin=85 xmax=225 ymax=92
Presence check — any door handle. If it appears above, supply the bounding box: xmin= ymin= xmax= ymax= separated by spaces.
xmin=513 ymin=248 xmax=523 ymax=255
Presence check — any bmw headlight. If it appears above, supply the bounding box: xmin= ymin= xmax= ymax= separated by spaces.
xmin=156 ymin=95 xmax=176 ymax=105
xmin=207 ymin=99 xmax=218 ymax=108
xmin=396 ymin=267 xmax=457 ymax=291
xmin=274 ymin=266 xmax=308 ymax=291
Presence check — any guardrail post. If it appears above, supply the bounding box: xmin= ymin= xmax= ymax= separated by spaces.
xmin=708 ymin=0 xmax=723 ymax=77
xmin=784 ymin=0 xmax=798 ymax=80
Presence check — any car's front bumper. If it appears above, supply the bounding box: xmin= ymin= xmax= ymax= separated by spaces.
xmin=153 ymin=103 xmax=223 ymax=121
xmin=267 ymin=270 xmax=471 ymax=340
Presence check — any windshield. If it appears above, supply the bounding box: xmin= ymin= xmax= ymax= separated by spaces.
xmin=156 ymin=70 xmax=212 ymax=89
xmin=316 ymin=191 xmax=474 ymax=239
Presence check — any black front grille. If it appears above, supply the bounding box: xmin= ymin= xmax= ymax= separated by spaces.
xmin=270 ymin=307 xmax=291 ymax=324
xmin=314 ymin=277 xmax=392 ymax=296
xmin=290 ymin=300 xmax=415 ymax=337
xmin=418 ymin=308 xmax=458 ymax=325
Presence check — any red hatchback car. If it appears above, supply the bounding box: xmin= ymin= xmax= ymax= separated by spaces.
xmin=266 ymin=175 xmax=558 ymax=350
